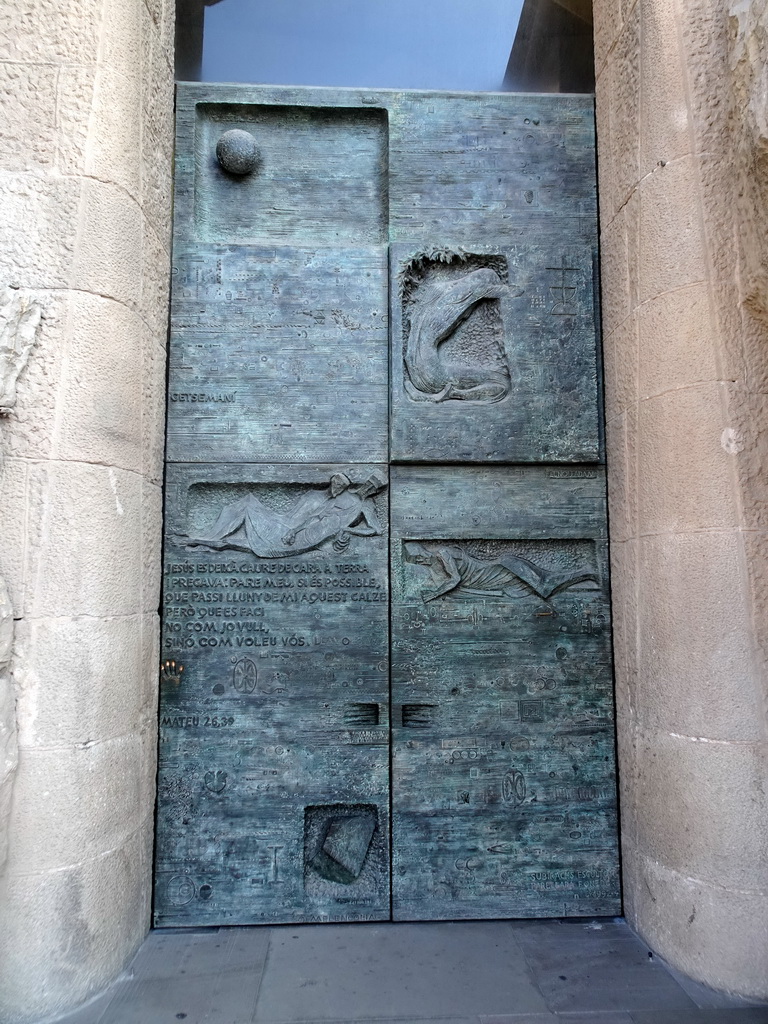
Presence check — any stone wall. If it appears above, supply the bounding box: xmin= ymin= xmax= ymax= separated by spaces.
xmin=594 ymin=0 xmax=768 ymax=998
xmin=0 ymin=1 xmax=174 ymax=1019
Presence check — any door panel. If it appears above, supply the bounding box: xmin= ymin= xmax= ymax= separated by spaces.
xmin=388 ymin=92 xmax=596 ymax=246
xmin=155 ymin=84 xmax=619 ymax=927
xmin=389 ymin=243 xmax=600 ymax=462
xmin=390 ymin=466 xmax=620 ymax=920
xmin=167 ymin=244 xmax=389 ymax=464
xmin=155 ymin=463 xmax=390 ymax=925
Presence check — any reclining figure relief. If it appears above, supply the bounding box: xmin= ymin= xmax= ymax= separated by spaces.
xmin=175 ymin=472 xmax=386 ymax=558
xmin=403 ymin=540 xmax=599 ymax=605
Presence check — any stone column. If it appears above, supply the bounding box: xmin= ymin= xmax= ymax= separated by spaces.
xmin=0 ymin=1 xmax=173 ymax=1019
xmin=595 ymin=0 xmax=768 ymax=998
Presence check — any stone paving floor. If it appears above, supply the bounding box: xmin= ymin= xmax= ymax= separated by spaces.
xmin=51 ymin=919 xmax=768 ymax=1024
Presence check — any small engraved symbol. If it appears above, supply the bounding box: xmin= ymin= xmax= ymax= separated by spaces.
xmin=344 ymin=703 xmax=380 ymax=727
xmin=502 ymin=769 xmax=527 ymax=804
xmin=204 ymin=770 xmax=227 ymax=794
xmin=546 ymin=256 xmax=579 ymax=315
xmin=233 ymin=657 xmax=258 ymax=694
xmin=160 ymin=660 xmax=183 ymax=687
xmin=269 ymin=845 xmax=283 ymax=884
xmin=166 ymin=875 xmax=195 ymax=906
xmin=530 ymin=668 xmax=557 ymax=692
xmin=402 ymin=704 xmax=435 ymax=729
xmin=520 ymin=699 xmax=544 ymax=722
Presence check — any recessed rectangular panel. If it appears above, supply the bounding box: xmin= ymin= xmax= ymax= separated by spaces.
xmin=390 ymin=465 xmax=620 ymax=921
xmin=155 ymin=463 xmax=390 ymax=926
xmin=390 ymin=243 xmax=600 ymax=462
xmin=195 ymin=102 xmax=388 ymax=245
xmin=166 ymin=244 xmax=388 ymax=464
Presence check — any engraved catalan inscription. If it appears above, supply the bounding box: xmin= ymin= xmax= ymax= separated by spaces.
xmin=390 ymin=466 xmax=620 ymax=921
xmin=158 ymin=84 xmax=617 ymax=927
xmin=155 ymin=465 xmax=390 ymax=926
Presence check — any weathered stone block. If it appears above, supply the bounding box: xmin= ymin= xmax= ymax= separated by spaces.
xmin=71 ymin=178 xmax=142 ymax=312
xmin=55 ymin=66 xmax=97 ymax=177
xmin=0 ymin=175 xmax=80 ymax=290
xmin=638 ymin=157 xmax=708 ymax=303
xmin=637 ymin=530 xmax=761 ymax=741
xmin=0 ymin=822 xmax=152 ymax=1023
xmin=0 ymin=577 xmax=16 ymax=873
xmin=12 ymin=614 xmax=152 ymax=749
xmin=140 ymin=216 xmax=171 ymax=339
xmin=141 ymin=1 xmax=174 ymax=242
xmin=0 ymin=457 xmax=29 ymax=614
xmin=609 ymin=3 xmax=641 ymax=214
xmin=54 ymin=294 xmax=144 ymax=473
xmin=100 ymin=0 xmax=143 ymax=75
xmin=638 ymin=283 xmax=718 ymax=398
xmin=593 ymin=0 xmax=622 ymax=78
xmin=726 ymin=385 xmax=768 ymax=532
xmin=141 ymin=329 xmax=167 ymax=486
xmin=0 ymin=62 xmax=58 ymax=172
xmin=6 ymin=734 xmax=147 ymax=874
xmin=623 ymin=845 xmax=768 ymax=999
xmin=86 ymin=65 xmax=142 ymax=201
xmin=677 ymin=0 xmax=733 ymax=158
xmin=141 ymin=479 xmax=162 ymax=613
xmin=606 ymin=403 xmax=639 ymax=544
xmin=639 ymin=0 xmax=692 ymax=173
xmin=598 ymin=206 xmax=632 ymax=337
xmin=637 ymin=383 xmax=737 ymax=534
xmin=634 ymin=729 xmax=768 ymax=891
xmin=0 ymin=0 xmax=100 ymax=64
xmin=609 ymin=538 xmax=639 ymax=718
xmin=24 ymin=461 xmax=143 ymax=619
xmin=603 ymin=310 xmax=638 ymax=423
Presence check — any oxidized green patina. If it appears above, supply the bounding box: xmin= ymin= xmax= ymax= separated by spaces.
xmin=154 ymin=84 xmax=619 ymax=927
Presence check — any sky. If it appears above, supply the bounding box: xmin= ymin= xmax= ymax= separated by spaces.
xmin=202 ymin=0 xmax=525 ymax=91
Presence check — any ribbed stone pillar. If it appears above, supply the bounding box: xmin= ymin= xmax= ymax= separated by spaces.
xmin=594 ymin=0 xmax=768 ymax=999
xmin=0 ymin=1 xmax=173 ymax=1019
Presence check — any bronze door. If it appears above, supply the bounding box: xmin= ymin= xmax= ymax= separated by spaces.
xmin=154 ymin=84 xmax=620 ymax=926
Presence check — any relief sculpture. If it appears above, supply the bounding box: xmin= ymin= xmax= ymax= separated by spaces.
xmin=404 ymin=540 xmax=599 ymax=604
xmin=401 ymin=251 xmax=512 ymax=404
xmin=175 ymin=472 xmax=386 ymax=557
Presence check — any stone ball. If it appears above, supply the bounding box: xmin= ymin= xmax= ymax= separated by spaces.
xmin=215 ymin=129 xmax=260 ymax=175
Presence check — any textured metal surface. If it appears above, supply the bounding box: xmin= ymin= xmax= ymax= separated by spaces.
xmin=155 ymin=464 xmax=390 ymax=925
xmin=390 ymin=243 xmax=599 ymax=462
xmin=157 ymin=83 xmax=617 ymax=927
xmin=390 ymin=466 xmax=620 ymax=920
